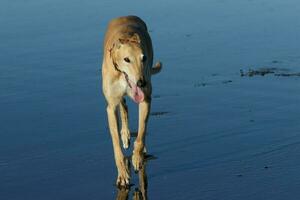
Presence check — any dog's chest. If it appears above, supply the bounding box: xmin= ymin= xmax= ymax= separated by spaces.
xmin=108 ymin=78 xmax=128 ymax=96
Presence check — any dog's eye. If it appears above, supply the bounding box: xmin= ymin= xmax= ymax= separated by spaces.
xmin=124 ymin=57 xmax=130 ymax=63
xmin=142 ymin=55 xmax=147 ymax=62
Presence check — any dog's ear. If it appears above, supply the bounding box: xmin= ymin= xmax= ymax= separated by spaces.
xmin=118 ymin=33 xmax=141 ymax=44
xmin=130 ymin=33 xmax=141 ymax=44
xmin=108 ymin=38 xmax=125 ymax=59
xmin=118 ymin=38 xmax=127 ymax=44
xmin=109 ymin=43 xmax=119 ymax=59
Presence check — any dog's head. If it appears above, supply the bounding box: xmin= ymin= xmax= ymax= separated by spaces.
xmin=111 ymin=33 xmax=151 ymax=85
xmin=110 ymin=33 xmax=152 ymax=103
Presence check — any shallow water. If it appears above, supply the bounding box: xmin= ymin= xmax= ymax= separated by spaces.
xmin=1 ymin=0 xmax=300 ymax=199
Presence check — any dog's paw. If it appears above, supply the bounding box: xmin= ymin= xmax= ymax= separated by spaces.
xmin=116 ymin=173 xmax=130 ymax=187
xmin=116 ymin=158 xmax=130 ymax=187
xmin=121 ymin=128 xmax=131 ymax=149
xmin=132 ymin=151 xmax=144 ymax=172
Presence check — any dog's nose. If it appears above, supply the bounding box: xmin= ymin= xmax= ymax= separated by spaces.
xmin=137 ymin=78 xmax=146 ymax=88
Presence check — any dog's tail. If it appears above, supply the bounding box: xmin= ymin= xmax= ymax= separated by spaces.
xmin=151 ymin=61 xmax=162 ymax=75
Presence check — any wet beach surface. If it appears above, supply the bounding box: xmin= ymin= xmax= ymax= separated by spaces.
xmin=1 ymin=0 xmax=300 ymax=199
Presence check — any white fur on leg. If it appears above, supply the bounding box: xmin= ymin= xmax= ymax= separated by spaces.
xmin=121 ymin=128 xmax=130 ymax=149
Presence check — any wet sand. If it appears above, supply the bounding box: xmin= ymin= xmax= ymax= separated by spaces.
xmin=1 ymin=0 xmax=300 ymax=199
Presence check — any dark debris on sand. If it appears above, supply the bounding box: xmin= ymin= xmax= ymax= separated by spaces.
xmin=240 ymin=67 xmax=300 ymax=77
xmin=274 ymin=72 xmax=300 ymax=77
xmin=150 ymin=111 xmax=170 ymax=116
xmin=222 ymin=80 xmax=233 ymax=84
xmin=194 ymin=80 xmax=232 ymax=88
xmin=194 ymin=82 xmax=208 ymax=87
xmin=240 ymin=68 xmax=276 ymax=77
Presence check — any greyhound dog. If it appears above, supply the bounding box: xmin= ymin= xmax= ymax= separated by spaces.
xmin=101 ymin=16 xmax=162 ymax=187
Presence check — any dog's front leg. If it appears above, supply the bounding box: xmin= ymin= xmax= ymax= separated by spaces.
xmin=119 ymin=98 xmax=130 ymax=149
xmin=132 ymin=99 xmax=151 ymax=172
xmin=107 ymin=104 xmax=130 ymax=186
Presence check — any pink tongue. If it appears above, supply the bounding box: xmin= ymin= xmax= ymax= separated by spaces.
xmin=129 ymin=80 xmax=144 ymax=103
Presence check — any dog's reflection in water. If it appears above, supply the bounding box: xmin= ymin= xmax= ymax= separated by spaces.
xmin=116 ymin=155 xmax=154 ymax=200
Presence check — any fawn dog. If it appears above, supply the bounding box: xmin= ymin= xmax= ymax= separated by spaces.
xmin=101 ymin=16 xmax=162 ymax=186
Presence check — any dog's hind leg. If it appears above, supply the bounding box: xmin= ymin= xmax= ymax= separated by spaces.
xmin=132 ymin=99 xmax=151 ymax=172
xmin=119 ymin=98 xmax=130 ymax=149
xmin=107 ymin=103 xmax=130 ymax=186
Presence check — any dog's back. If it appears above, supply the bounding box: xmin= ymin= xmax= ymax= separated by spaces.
xmin=108 ymin=15 xmax=148 ymax=31
xmin=103 ymin=16 xmax=149 ymax=51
